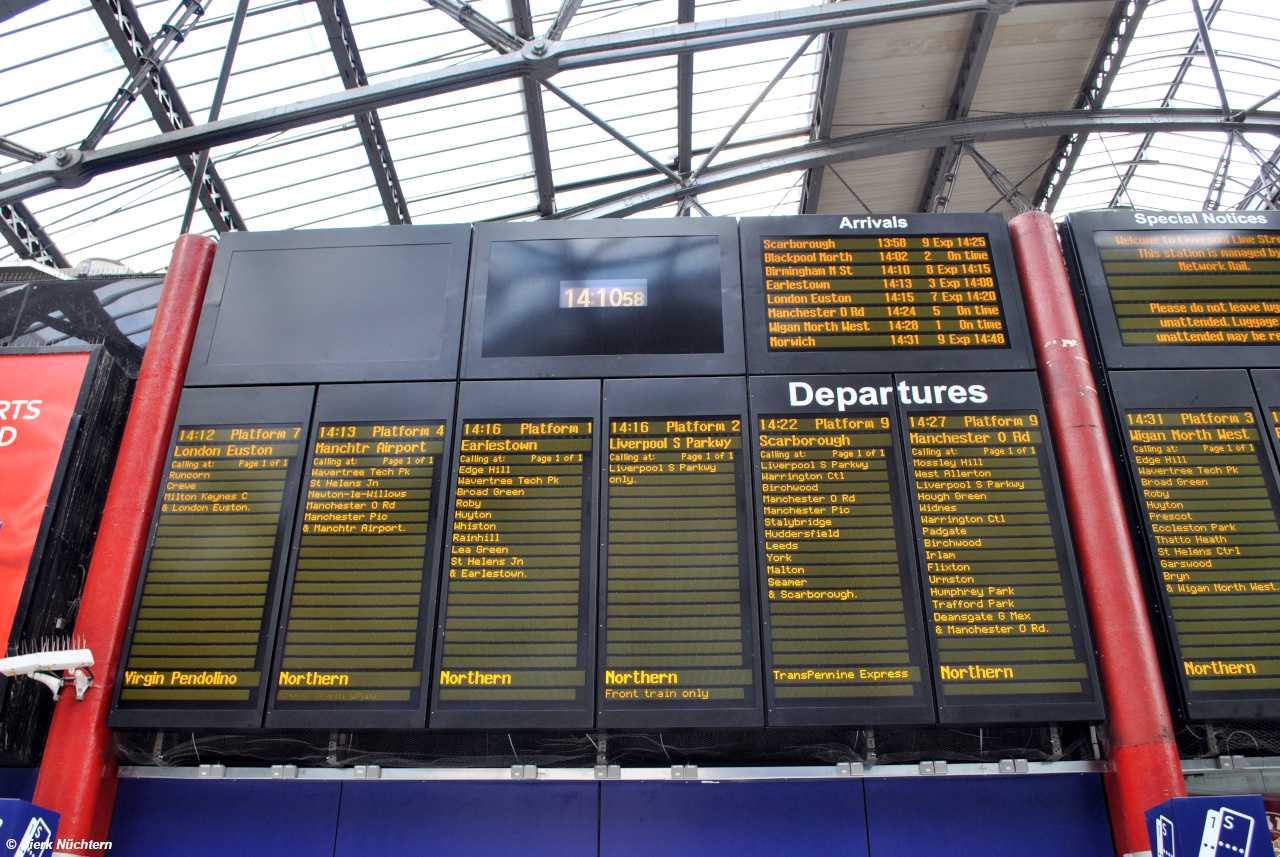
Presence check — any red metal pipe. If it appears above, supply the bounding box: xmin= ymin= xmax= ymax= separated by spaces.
xmin=32 ymin=235 xmax=217 ymax=853
xmin=1009 ymin=211 xmax=1184 ymax=856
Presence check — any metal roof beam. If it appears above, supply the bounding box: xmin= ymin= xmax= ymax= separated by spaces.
xmin=1032 ymin=0 xmax=1147 ymax=211
xmin=510 ymin=0 xmax=556 ymax=217
xmin=0 ymin=0 xmax=50 ymax=24
xmin=549 ymin=108 xmax=1280 ymax=219
xmin=918 ymin=10 xmax=999 ymax=212
xmin=426 ymin=0 xmax=523 ymax=54
xmin=89 ymin=0 xmax=246 ymax=232
xmin=0 ymin=201 xmax=69 ymax=268
xmin=964 ymin=142 xmax=1032 ymax=213
xmin=1106 ymin=0 xmax=1224 ymax=209
xmin=317 ymin=0 xmax=412 ymax=224
xmin=799 ymin=28 xmax=848 ymax=214
xmin=0 ymin=0 xmax=1192 ymax=205
xmin=543 ymin=0 xmax=582 ymax=42
xmin=0 ymin=136 xmax=45 ymax=164
xmin=675 ymin=0 xmax=695 ymax=197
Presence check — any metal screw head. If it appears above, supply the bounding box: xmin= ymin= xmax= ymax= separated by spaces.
xmin=530 ymin=38 xmax=547 ymax=56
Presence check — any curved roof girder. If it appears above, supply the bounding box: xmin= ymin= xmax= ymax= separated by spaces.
xmin=548 ymin=108 xmax=1280 ymax=219
xmin=0 ymin=0 xmax=1100 ymax=206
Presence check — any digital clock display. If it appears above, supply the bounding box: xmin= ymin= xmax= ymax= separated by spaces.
xmin=559 ymin=280 xmax=648 ymax=309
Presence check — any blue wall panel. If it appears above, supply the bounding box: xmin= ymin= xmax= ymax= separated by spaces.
xmin=865 ymin=774 xmax=1112 ymax=857
xmin=110 ymin=779 xmax=341 ymax=857
xmin=600 ymin=780 xmax=869 ymax=857
xmin=0 ymin=769 xmax=36 ymax=802
xmin=333 ymin=781 xmax=597 ymax=857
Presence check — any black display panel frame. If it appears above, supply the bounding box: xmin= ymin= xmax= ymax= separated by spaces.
xmin=739 ymin=213 xmax=1034 ymax=375
xmin=185 ymin=226 xmax=472 ymax=386
xmin=460 ymin=219 xmax=745 ymax=379
xmin=597 ymin=377 xmax=764 ymax=729
xmin=747 ymin=373 xmax=936 ymax=726
xmin=264 ymin=382 xmax=455 ymax=729
xmin=1110 ymin=369 xmax=1280 ymax=720
xmin=1062 ymin=210 xmax=1280 ymax=371
xmin=429 ymin=380 xmax=600 ymax=730
xmin=110 ymin=385 xmax=314 ymax=729
xmin=896 ymin=371 xmax=1104 ymax=724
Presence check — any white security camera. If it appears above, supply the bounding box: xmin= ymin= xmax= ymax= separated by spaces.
xmin=0 ymin=649 xmax=94 ymax=700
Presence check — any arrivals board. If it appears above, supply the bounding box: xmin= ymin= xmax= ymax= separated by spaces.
xmin=1062 ymin=210 xmax=1280 ymax=369
xmin=897 ymin=372 xmax=1103 ymax=723
xmin=111 ymin=386 xmax=313 ymax=728
xmin=749 ymin=374 xmax=935 ymax=726
xmin=1111 ymin=370 xmax=1280 ymax=719
xmin=265 ymin=384 xmax=453 ymax=728
xmin=598 ymin=378 xmax=763 ymax=728
xmin=739 ymin=214 xmax=1034 ymax=375
xmin=430 ymin=381 xmax=599 ymax=729
xmin=461 ymin=219 xmax=745 ymax=380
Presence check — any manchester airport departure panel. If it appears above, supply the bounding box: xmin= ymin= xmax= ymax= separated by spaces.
xmin=266 ymin=419 xmax=445 ymax=726
xmin=431 ymin=405 xmax=597 ymax=729
xmin=898 ymin=374 xmax=1103 ymax=722
xmin=1110 ymin=371 xmax=1280 ymax=719
xmin=750 ymin=376 xmax=934 ymax=726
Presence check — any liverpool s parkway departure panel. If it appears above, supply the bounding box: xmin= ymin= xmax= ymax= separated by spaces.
xmin=430 ymin=381 xmax=600 ymax=729
xmin=739 ymin=214 xmax=1034 ymax=375
xmin=111 ymin=385 xmax=314 ymax=729
xmin=598 ymin=377 xmax=763 ymax=728
xmin=1063 ymin=210 xmax=1280 ymax=369
xmin=749 ymin=375 xmax=935 ymax=726
xmin=896 ymin=372 xmax=1103 ymax=723
xmin=265 ymin=384 xmax=454 ymax=729
xmin=1111 ymin=370 xmax=1280 ymax=719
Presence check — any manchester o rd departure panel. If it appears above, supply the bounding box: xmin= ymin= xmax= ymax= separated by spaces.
xmin=273 ymin=421 xmax=444 ymax=706
xmin=756 ymin=414 xmax=927 ymax=707
xmin=1095 ymin=229 xmax=1280 ymax=346
xmin=122 ymin=424 xmax=301 ymax=702
xmin=906 ymin=412 xmax=1092 ymax=700
xmin=761 ymin=233 xmax=1008 ymax=351
xmin=1124 ymin=409 xmax=1280 ymax=696
xmin=602 ymin=418 xmax=755 ymax=713
xmin=435 ymin=419 xmax=593 ymax=708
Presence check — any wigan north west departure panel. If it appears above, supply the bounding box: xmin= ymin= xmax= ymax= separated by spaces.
xmin=759 ymin=232 xmax=1008 ymax=352
xmin=268 ymin=421 xmax=445 ymax=720
xmin=1118 ymin=396 xmax=1280 ymax=718
xmin=431 ymin=418 xmax=595 ymax=727
xmin=898 ymin=376 xmax=1102 ymax=721
xmin=1094 ymin=229 xmax=1280 ymax=347
xmin=117 ymin=423 xmax=304 ymax=718
xmin=600 ymin=414 xmax=761 ymax=727
xmin=752 ymin=382 xmax=934 ymax=725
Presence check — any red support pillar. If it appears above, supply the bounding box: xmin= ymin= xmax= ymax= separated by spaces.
xmin=1008 ymin=211 xmax=1184 ymax=856
xmin=33 ymin=235 xmax=217 ymax=853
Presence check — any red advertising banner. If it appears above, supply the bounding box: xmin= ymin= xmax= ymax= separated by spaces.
xmin=0 ymin=352 xmax=91 ymax=642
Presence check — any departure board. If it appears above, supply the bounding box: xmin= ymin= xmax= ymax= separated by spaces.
xmin=431 ymin=380 xmax=598 ymax=729
xmin=266 ymin=383 xmax=454 ymax=728
xmin=111 ymin=385 xmax=313 ymax=728
xmin=898 ymin=373 xmax=1103 ymax=722
xmin=749 ymin=375 xmax=934 ymax=726
xmin=739 ymin=214 xmax=1033 ymax=374
xmin=1063 ymin=210 xmax=1280 ymax=369
xmin=599 ymin=378 xmax=762 ymax=728
xmin=1111 ymin=370 xmax=1280 ymax=719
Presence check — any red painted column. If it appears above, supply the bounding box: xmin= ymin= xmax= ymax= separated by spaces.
xmin=33 ymin=235 xmax=217 ymax=853
xmin=1008 ymin=211 xmax=1184 ymax=856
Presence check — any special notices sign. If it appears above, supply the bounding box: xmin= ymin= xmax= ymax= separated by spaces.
xmin=0 ymin=351 xmax=91 ymax=642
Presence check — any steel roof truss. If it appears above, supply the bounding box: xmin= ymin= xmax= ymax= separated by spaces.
xmin=510 ymin=0 xmax=555 ymax=217
xmin=0 ymin=201 xmax=68 ymax=268
xmin=799 ymin=28 xmax=848 ymax=214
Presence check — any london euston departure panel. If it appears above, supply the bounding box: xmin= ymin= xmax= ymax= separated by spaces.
xmin=267 ymin=414 xmax=446 ymax=727
xmin=897 ymin=374 xmax=1103 ymax=722
xmin=112 ymin=386 xmax=313 ymax=728
xmin=599 ymin=379 xmax=762 ymax=727
xmin=740 ymin=214 xmax=1033 ymax=374
xmin=1111 ymin=370 xmax=1280 ymax=719
xmin=431 ymin=380 xmax=599 ymax=729
xmin=749 ymin=375 xmax=934 ymax=726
